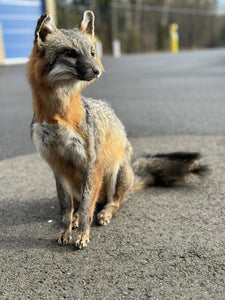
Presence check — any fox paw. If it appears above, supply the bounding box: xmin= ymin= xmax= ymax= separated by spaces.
xmin=58 ymin=230 xmax=72 ymax=245
xmin=75 ymin=232 xmax=89 ymax=250
xmin=72 ymin=212 xmax=79 ymax=229
xmin=97 ymin=210 xmax=112 ymax=226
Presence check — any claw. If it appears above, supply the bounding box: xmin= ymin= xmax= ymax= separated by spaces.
xmin=97 ymin=210 xmax=112 ymax=226
xmin=58 ymin=230 xmax=72 ymax=245
xmin=72 ymin=211 xmax=80 ymax=229
xmin=75 ymin=232 xmax=89 ymax=249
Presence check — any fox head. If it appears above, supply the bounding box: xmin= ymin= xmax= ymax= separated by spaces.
xmin=29 ymin=11 xmax=103 ymax=88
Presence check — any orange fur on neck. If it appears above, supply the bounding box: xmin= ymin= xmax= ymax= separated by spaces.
xmin=28 ymin=53 xmax=85 ymax=133
xmin=32 ymin=87 xmax=84 ymax=132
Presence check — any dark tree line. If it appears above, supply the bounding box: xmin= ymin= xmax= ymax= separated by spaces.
xmin=56 ymin=0 xmax=225 ymax=54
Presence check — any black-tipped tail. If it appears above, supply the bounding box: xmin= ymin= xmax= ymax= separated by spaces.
xmin=131 ymin=152 xmax=208 ymax=192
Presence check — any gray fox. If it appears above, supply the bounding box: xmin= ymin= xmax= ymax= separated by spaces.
xmin=27 ymin=11 xmax=207 ymax=249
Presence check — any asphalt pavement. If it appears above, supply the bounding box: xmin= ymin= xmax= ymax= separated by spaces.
xmin=0 ymin=49 xmax=225 ymax=299
xmin=1 ymin=48 xmax=225 ymax=160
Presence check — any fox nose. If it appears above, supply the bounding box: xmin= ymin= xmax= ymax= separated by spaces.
xmin=92 ymin=66 xmax=101 ymax=76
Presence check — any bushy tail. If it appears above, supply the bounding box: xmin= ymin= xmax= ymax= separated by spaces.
xmin=131 ymin=152 xmax=208 ymax=192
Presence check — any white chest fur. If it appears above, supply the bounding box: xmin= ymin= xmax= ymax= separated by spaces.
xmin=32 ymin=122 xmax=87 ymax=167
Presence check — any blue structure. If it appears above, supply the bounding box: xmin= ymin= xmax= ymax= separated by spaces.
xmin=0 ymin=0 xmax=45 ymax=61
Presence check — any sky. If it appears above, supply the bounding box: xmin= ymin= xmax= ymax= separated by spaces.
xmin=217 ymin=0 xmax=225 ymax=14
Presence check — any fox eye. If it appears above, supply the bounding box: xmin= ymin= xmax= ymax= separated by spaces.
xmin=91 ymin=48 xmax=95 ymax=57
xmin=64 ymin=49 xmax=77 ymax=58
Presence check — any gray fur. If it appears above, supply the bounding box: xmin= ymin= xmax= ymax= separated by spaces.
xmin=55 ymin=175 xmax=74 ymax=230
xmin=32 ymin=122 xmax=87 ymax=167
xmin=42 ymin=28 xmax=101 ymax=85
xmin=28 ymin=11 xmax=207 ymax=250
xmin=81 ymin=97 xmax=129 ymax=144
xmin=132 ymin=152 xmax=208 ymax=188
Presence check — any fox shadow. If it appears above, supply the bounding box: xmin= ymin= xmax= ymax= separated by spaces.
xmin=0 ymin=196 xmax=109 ymax=251
xmin=0 ymin=183 xmax=197 ymax=251
xmin=0 ymin=197 xmax=60 ymax=227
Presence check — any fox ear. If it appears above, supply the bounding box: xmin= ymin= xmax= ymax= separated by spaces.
xmin=35 ymin=12 xmax=57 ymax=46
xmin=79 ymin=10 xmax=95 ymax=39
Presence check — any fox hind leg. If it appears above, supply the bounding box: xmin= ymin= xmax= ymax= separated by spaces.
xmin=72 ymin=207 xmax=80 ymax=229
xmin=97 ymin=163 xmax=134 ymax=226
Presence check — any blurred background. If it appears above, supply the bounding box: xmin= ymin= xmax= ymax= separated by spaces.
xmin=1 ymin=0 xmax=225 ymax=63
xmin=0 ymin=0 xmax=225 ymax=160
xmin=58 ymin=0 xmax=225 ymax=54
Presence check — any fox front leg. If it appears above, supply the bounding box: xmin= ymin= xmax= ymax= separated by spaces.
xmin=75 ymin=167 xmax=103 ymax=249
xmin=55 ymin=175 xmax=77 ymax=245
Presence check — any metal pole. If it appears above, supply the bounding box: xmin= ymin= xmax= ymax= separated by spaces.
xmin=111 ymin=1 xmax=121 ymax=57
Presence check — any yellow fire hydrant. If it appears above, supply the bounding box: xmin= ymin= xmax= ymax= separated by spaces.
xmin=169 ymin=23 xmax=179 ymax=53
